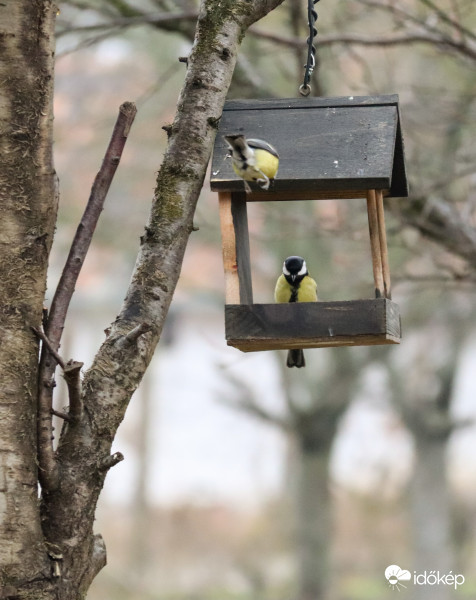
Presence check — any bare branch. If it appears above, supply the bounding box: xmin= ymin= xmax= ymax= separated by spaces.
xmin=36 ymin=101 xmax=136 ymax=492
xmin=56 ymin=10 xmax=199 ymax=37
xmin=417 ymin=166 xmax=476 ymax=198
xmin=57 ymin=29 xmax=121 ymax=58
xmin=221 ymin=394 xmax=290 ymax=431
xmin=394 ymin=196 xmax=476 ymax=269
xmin=417 ymin=0 xmax=476 ymax=43
xmin=354 ymin=0 xmax=475 ymax=59
xmin=393 ymin=273 xmax=476 ymax=287
xmin=58 ymin=6 xmax=275 ymax=96
xmin=219 ymin=365 xmax=290 ymax=430
xmin=46 ymin=101 xmax=137 ymax=348
xmin=356 ymin=0 xmax=440 ymax=32
xmin=248 ymin=27 xmax=476 ymax=61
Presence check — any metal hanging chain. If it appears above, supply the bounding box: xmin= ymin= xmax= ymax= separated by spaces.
xmin=299 ymin=0 xmax=320 ymax=96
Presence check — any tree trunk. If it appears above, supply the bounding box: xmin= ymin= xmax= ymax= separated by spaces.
xmin=296 ymin=446 xmax=331 ymax=600
xmin=286 ymin=349 xmax=357 ymax=600
xmin=0 ymin=0 xmax=58 ymax=594
xmin=389 ymin=333 xmax=462 ymax=600
xmin=411 ymin=435 xmax=453 ymax=600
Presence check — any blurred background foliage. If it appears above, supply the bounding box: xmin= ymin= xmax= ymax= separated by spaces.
xmin=51 ymin=1 xmax=476 ymax=598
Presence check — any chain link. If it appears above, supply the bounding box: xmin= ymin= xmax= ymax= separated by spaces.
xmin=300 ymin=0 xmax=320 ymax=96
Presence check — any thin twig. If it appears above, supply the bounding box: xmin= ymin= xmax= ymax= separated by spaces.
xmin=355 ymin=0 xmax=476 ymax=56
xmin=221 ymin=395 xmax=290 ymax=430
xmin=123 ymin=322 xmax=152 ymax=345
xmin=56 ymin=10 xmax=199 ymax=37
xmin=47 ymin=100 xmax=137 ymax=349
xmin=218 ymin=365 xmax=289 ymax=430
xmin=356 ymin=0 xmax=441 ymax=33
xmin=36 ymin=102 xmax=137 ymax=492
xmin=51 ymin=408 xmax=72 ymax=422
xmin=393 ymin=273 xmax=476 ymax=285
xmin=417 ymin=0 xmax=476 ymax=44
xmin=98 ymin=452 xmax=125 ymax=471
xmin=249 ymin=27 xmax=476 ymax=57
xmin=31 ymin=327 xmax=65 ymax=369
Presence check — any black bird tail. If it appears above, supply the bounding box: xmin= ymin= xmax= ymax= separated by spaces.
xmin=287 ymin=349 xmax=305 ymax=368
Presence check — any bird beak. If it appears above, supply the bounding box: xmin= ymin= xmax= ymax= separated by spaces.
xmin=291 ymin=275 xmax=297 ymax=282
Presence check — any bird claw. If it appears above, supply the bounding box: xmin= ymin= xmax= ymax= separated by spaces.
xmin=256 ymin=170 xmax=270 ymax=190
xmin=257 ymin=177 xmax=270 ymax=190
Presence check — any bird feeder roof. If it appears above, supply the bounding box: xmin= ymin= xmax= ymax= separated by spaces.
xmin=210 ymin=95 xmax=408 ymax=198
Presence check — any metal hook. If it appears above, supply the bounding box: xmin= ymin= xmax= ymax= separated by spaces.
xmin=300 ymin=0 xmax=320 ymax=95
xmin=299 ymin=84 xmax=312 ymax=97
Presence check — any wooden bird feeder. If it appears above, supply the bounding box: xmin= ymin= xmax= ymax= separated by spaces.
xmin=210 ymin=95 xmax=408 ymax=352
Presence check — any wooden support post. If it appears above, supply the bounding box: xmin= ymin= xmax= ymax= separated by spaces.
xmin=366 ymin=189 xmax=385 ymax=298
xmin=375 ymin=189 xmax=391 ymax=299
xmin=218 ymin=192 xmax=253 ymax=305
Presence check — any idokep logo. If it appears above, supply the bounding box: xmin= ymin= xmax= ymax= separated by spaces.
xmin=385 ymin=565 xmax=465 ymax=591
xmin=385 ymin=565 xmax=411 ymax=590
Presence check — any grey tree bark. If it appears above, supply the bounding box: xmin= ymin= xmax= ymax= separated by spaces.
xmin=0 ymin=0 xmax=58 ymax=594
xmin=0 ymin=0 xmax=285 ymax=598
xmin=387 ymin=333 xmax=464 ymax=600
xmin=295 ymin=446 xmax=332 ymax=600
xmin=404 ymin=374 xmax=456 ymax=600
xmin=411 ymin=434 xmax=453 ymax=600
xmin=290 ymin=350 xmax=357 ymax=600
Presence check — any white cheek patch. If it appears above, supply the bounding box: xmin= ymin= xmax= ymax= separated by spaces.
xmin=298 ymin=261 xmax=307 ymax=276
xmin=283 ymin=263 xmax=290 ymax=276
xmin=245 ymin=148 xmax=256 ymax=164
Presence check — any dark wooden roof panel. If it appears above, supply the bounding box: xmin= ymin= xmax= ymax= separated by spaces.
xmin=210 ymin=95 xmax=408 ymax=198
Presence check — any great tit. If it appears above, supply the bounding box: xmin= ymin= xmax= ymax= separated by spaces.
xmin=274 ymin=256 xmax=318 ymax=368
xmin=224 ymin=134 xmax=279 ymax=192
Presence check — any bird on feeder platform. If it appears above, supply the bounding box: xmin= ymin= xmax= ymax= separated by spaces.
xmin=274 ymin=256 xmax=318 ymax=368
xmin=224 ymin=134 xmax=279 ymax=192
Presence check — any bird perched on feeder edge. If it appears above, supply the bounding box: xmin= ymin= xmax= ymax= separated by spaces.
xmin=274 ymin=256 xmax=318 ymax=368
xmin=224 ymin=134 xmax=279 ymax=192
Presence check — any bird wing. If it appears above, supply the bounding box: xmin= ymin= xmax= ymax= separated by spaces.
xmin=274 ymin=274 xmax=292 ymax=303
xmin=298 ymin=276 xmax=318 ymax=302
xmin=247 ymin=138 xmax=279 ymax=158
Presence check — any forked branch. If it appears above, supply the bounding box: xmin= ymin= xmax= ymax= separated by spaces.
xmin=32 ymin=327 xmax=84 ymax=424
xmin=36 ymin=101 xmax=137 ymax=492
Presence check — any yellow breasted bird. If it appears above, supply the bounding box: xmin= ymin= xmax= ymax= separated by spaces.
xmin=274 ymin=256 xmax=318 ymax=368
xmin=224 ymin=134 xmax=279 ymax=191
